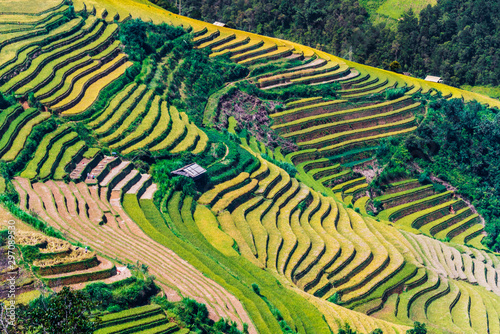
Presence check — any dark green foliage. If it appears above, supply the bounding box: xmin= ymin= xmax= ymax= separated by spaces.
xmin=152 ymin=296 xmax=247 ymax=334
xmin=374 ymin=136 xmax=412 ymax=184
xmin=411 ymin=99 xmax=500 ymax=250
xmin=432 ymin=183 xmax=447 ymax=193
xmin=376 ymin=97 xmax=500 ymax=251
xmin=248 ymin=59 xmax=305 ymax=77
xmin=389 ymin=61 xmax=401 ymax=73
xmin=418 ymin=171 xmax=432 ymax=185
xmin=237 ymin=81 xmax=339 ymax=102
xmin=168 ymin=49 xmax=249 ymax=126
xmin=337 ymin=324 xmax=357 ymax=334
xmin=155 ymin=0 xmax=500 ymax=86
xmin=0 ymin=230 xmax=8 ymax=246
xmin=83 ymin=275 xmax=159 ymax=312
xmin=370 ymin=329 xmax=383 ymax=334
xmin=0 ymin=92 xmax=12 ymax=109
xmin=261 ymin=154 xmax=297 ymax=177
xmin=15 ymin=287 xmax=100 ymax=333
xmin=119 ymin=19 xmax=185 ymax=62
xmin=327 ymin=292 xmax=339 ymax=304
xmin=154 ymin=0 xmax=370 ymax=71
xmin=19 ymin=245 xmax=40 ymax=262
xmin=385 ymin=87 xmax=407 ymax=100
xmin=407 ymin=322 xmax=427 ymax=334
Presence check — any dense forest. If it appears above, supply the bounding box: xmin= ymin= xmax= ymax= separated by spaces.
xmin=152 ymin=0 xmax=500 ymax=87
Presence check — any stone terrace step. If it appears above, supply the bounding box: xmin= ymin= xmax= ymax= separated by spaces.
xmin=140 ymin=183 xmax=157 ymax=200
xmin=99 ymin=161 xmax=130 ymax=187
xmin=85 ymin=156 xmax=118 ymax=184
xmin=126 ymin=174 xmax=152 ymax=195
xmin=70 ymin=153 xmax=102 ymax=181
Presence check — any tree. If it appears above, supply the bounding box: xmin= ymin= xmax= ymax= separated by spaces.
xmin=16 ymin=287 xmax=100 ymax=333
xmin=407 ymin=322 xmax=427 ymax=334
xmin=389 ymin=60 xmax=402 ymax=73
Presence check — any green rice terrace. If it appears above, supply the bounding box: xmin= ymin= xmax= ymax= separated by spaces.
xmin=1 ymin=0 xmax=500 ymax=333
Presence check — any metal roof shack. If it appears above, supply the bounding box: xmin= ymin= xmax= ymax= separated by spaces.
xmin=171 ymin=163 xmax=206 ymax=179
xmin=424 ymin=75 xmax=443 ymax=83
xmin=213 ymin=21 xmax=226 ymax=27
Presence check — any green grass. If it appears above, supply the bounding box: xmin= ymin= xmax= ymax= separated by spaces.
xmin=1 ymin=112 xmax=50 ymax=162
xmin=228 ymin=116 xmax=237 ymax=134
xmin=83 ymin=147 xmax=101 ymax=159
xmin=38 ymin=132 xmax=78 ymax=180
xmin=95 ymin=313 xmax=167 ymax=334
xmin=21 ymin=124 xmax=71 ymax=180
xmin=374 ymin=0 xmax=437 ymax=23
xmin=194 ymin=205 xmax=238 ymax=257
xmin=100 ymin=304 xmax=161 ymax=324
xmin=461 ymin=85 xmax=500 ymax=100
xmin=53 ymin=140 xmax=86 ymax=180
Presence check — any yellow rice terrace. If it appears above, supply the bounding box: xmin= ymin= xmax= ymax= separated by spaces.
xmin=1 ymin=0 xmax=499 ymax=333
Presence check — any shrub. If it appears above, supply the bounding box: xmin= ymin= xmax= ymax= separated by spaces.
xmin=418 ymin=171 xmax=432 ymax=185
xmin=433 ymin=183 xmax=447 ymax=193
xmin=261 ymin=154 xmax=297 ymax=177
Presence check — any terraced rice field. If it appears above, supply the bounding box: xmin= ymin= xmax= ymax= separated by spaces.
xmin=15 ymin=229 xmax=117 ymax=287
xmin=3 ymin=1 xmax=500 ymax=333
xmin=166 ymin=162 xmax=500 ymax=333
xmin=95 ymin=304 xmax=189 ymax=334
xmin=13 ymin=156 xmax=256 ymax=333
xmin=374 ymin=178 xmax=486 ymax=248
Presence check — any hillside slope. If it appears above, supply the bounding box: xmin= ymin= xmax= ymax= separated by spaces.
xmin=2 ymin=1 xmax=500 ymax=333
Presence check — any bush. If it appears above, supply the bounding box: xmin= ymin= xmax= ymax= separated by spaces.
xmin=418 ymin=171 xmax=432 ymax=185
xmin=432 ymin=183 xmax=447 ymax=193
xmin=261 ymin=154 xmax=297 ymax=177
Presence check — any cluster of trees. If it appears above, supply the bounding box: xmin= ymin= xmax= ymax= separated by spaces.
xmin=391 ymin=1 xmax=500 ymax=86
xmin=151 ymin=0 xmax=369 ymax=58
xmin=153 ymin=296 xmax=247 ymax=334
xmin=3 ymin=282 xmax=246 ymax=333
xmin=153 ymin=0 xmax=500 ymax=87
